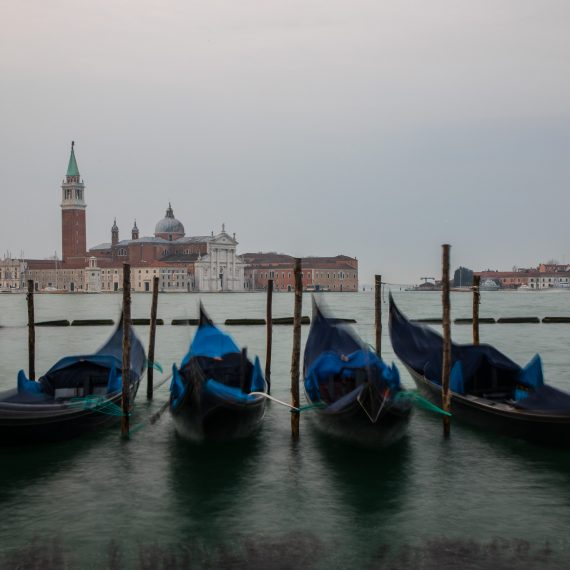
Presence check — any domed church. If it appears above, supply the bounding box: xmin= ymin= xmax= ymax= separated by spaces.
xmin=89 ymin=203 xmax=246 ymax=292
xmin=154 ymin=203 xmax=185 ymax=241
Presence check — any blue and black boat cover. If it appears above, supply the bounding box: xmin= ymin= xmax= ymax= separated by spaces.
xmin=389 ymin=294 xmax=570 ymax=410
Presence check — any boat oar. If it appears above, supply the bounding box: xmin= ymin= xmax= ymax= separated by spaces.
xmin=395 ymin=390 xmax=452 ymax=416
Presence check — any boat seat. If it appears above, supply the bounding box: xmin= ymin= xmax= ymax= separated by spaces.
xmin=191 ymin=355 xmax=254 ymax=389
xmin=481 ymin=391 xmax=512 ymax=401
xmin=54 ymin=387 xmax=82 ymax=400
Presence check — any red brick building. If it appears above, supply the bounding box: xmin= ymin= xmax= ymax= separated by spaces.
xmin=243 ymin=253 xmax=358 ymax=292
xmin=60 ymin=141 xmax=87 ymax=263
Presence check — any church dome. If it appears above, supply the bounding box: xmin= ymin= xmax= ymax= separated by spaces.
xmin=155 ymin=203 xmax=185 ymax=238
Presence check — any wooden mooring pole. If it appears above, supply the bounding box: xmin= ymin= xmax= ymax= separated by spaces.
xmin=265 ymin=279 xmax=273 ymax=394
xmin=121 ymin=263 xmax=131 ymax=437
xmin=291 ymin=259 xmax=302 ymax=440
xmin=375 ymin=274 xmax=382 ymax=355
xmin=147 ymin=275 xmax=160 ymax=400
xmin=441 ymin=244 xmax=452 ymax=436
xmin=240 ymin=348 xmax=249 ymax=394
xmin=472 ymin=274 xmax=481 ymax=346
xmin=27 ymin=279 xmax=35 ymax=380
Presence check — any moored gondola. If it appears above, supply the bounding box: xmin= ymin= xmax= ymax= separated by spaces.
xmin=303 ymin=299 xmax=412 ymax=447
xmin=0 ymin=318 xmax=146 ymax=444
xmin=169 ymin=305 xmax=267 ymax=441
xmin=389 ymin=294 xmax=570 ymax=446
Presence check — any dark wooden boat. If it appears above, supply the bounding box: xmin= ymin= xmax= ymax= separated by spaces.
xmin=389 ymin=294 xmax=570 ymax=446
xmin=0 ymin=318 xmax=146 ymax=444
xmin=169 ymin=305 xmax=267 ymax=441
xmin=303 ymin=299 xmax=412 ymax=447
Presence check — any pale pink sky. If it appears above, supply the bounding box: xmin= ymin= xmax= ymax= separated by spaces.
xmin=1 ymin=1 xmax=569 ymax=283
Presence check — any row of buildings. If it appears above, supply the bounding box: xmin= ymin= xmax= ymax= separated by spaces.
xmin=477 ymin=264 xmax=570 ymax=290
xmin=0 ymin=143 xmax=358 ymax=294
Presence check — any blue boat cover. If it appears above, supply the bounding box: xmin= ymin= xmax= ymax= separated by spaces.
xmin=204 ymin=379 xmax=262 ymax=403
xmin=172 ymin=305 xmax=267 ymax=407
xmin=304 ymin=299 xmax=402 ymax=405
xmin=388 ymin=295 xmax=570 ymax=411
xmin=14 ymin=316 xmax=145 ymax=398
xmin=18 ymin=370 xmax=46 ymax=395
xmin=514 ymin=385 xmax=570 ymax=413
xmin=170 ymin=363 xmax=186 ymax=410
xmin=181 ymin=320 xmax=240 ymax=366
xmin=44 ymin=317 xmax=145 ymax=378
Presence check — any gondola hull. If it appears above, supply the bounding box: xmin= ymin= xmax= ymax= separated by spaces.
xmin=0 ymin=384 xmax=140 ymax=445
xmin=171 ymin=354 xmax=266 ymax=442
xmin=0 ymin=317 xmax=145 ymax=445
xmin=307 ymin=393 xmax=411 ymax=447
xmin=303 ymin=298 xmax=412 ymax=447
xmin=406 ymin=364 xmax=570 ymax=446
xmin=171 ymin=389 xmax=266 ymax=442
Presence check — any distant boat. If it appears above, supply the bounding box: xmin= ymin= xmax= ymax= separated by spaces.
xmin=389 ymin=295 xmax=570 ymax=447
xmin=0 ymin=317 xmax=146 ymax=444
xmin=405 ymin=278 xmax=441 ymax=292
xmin=305 ymin=285 xmax=330 ymax=292
xmin=480 ymin=279 xmax=500 ymax=291
xmin=41 ymin=286 xmax=66 ymax=294
xmin=303 ymin=298 xmax=412 ymax=446
xmin=169 ymin=304 xmax=268 ymax=441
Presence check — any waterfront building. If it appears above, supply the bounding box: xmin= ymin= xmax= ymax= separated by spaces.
xmin=528 ymin=273 xmax=570 ymax=290
xmin=476 ymin=268 xmax=570 ymax=290
xmin=243 ymin=253 xmax=358 ymax=292
xmin=8 ymin=143 xmax=356 ymax=293
xmin=0 ymin=258 xmax=26 ymax=291
xmin=90 ymin=213 xmax=246 ymax=292
xmin=476 ymin=270 xmax=536 ymax=289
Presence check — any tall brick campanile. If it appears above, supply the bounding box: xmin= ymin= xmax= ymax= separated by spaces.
xmin=61 ymin=141 xmax=87 ymax=262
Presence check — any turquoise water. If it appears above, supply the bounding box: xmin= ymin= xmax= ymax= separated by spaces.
xmin=1 ymin=290 xmax=570 ymax=568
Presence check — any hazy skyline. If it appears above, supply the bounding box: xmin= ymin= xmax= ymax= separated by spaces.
xmin=2 ymin=1 xmax=569 ymax=284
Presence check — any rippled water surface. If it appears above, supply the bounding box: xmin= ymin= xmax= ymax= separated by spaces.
xmin=1 ymin=290 xmax=570 ymax=568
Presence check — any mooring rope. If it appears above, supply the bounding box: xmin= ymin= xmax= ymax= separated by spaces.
xmin=249 ymin=392 xmax=325 ymax=413
xmin=65 ymin=371 xmax=173 ymax=418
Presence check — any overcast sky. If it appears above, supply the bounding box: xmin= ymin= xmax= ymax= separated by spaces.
xmin=1 ymin=0 xmax=569 ymax=284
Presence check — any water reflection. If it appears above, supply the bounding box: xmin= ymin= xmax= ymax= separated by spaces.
xmin=0 ymin=432 xmax=105 ymax=503
xmin=166 ymin=431 xmax=263 ymax=539
xmin=313 ymin=429 xmax=411 ymax=517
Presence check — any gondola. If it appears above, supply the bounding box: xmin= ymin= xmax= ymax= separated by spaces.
xmin=169 ymin=305 xmax=267 ymax=441
xmin=389 ymin=294 xmax=570 ymax=446
xmin=0 ymin=318 xmax=146 ymax=444
xmin=303 ymin=299 xmax=412 ymax=446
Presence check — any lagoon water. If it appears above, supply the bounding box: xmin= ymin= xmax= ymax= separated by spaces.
xmin=1 ymin=290 xmax=570 ymax=568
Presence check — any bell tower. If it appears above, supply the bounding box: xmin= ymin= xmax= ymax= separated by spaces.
xmin=61 ymin=141 xmax=87 ymax=262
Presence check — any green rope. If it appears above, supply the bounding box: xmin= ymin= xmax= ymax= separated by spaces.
xmin=67 ymin=396 xmax=127 ymax=417
xmin=145 ymin=359 xmax=164 ymax=373
xmin=395 ymin=390 xmax=452 ymax=416
xmin=293 ymin=402 xmax=327 ymax=413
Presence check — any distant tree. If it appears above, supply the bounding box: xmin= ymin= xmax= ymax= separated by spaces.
xmin=546 ymin=259 xmax=559 ymax=265
xmin=453 ymin=266 xmax=473 ymax=287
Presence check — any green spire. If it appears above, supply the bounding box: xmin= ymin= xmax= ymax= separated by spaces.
xmin=67 ymin=141 xmax=80 ymax=177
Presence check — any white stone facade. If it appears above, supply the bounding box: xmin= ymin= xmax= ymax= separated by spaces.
xmin=0 ymin=258 xmax=26 ymax=291
xmin=194 ymin=229 xmax=246 ymax=292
